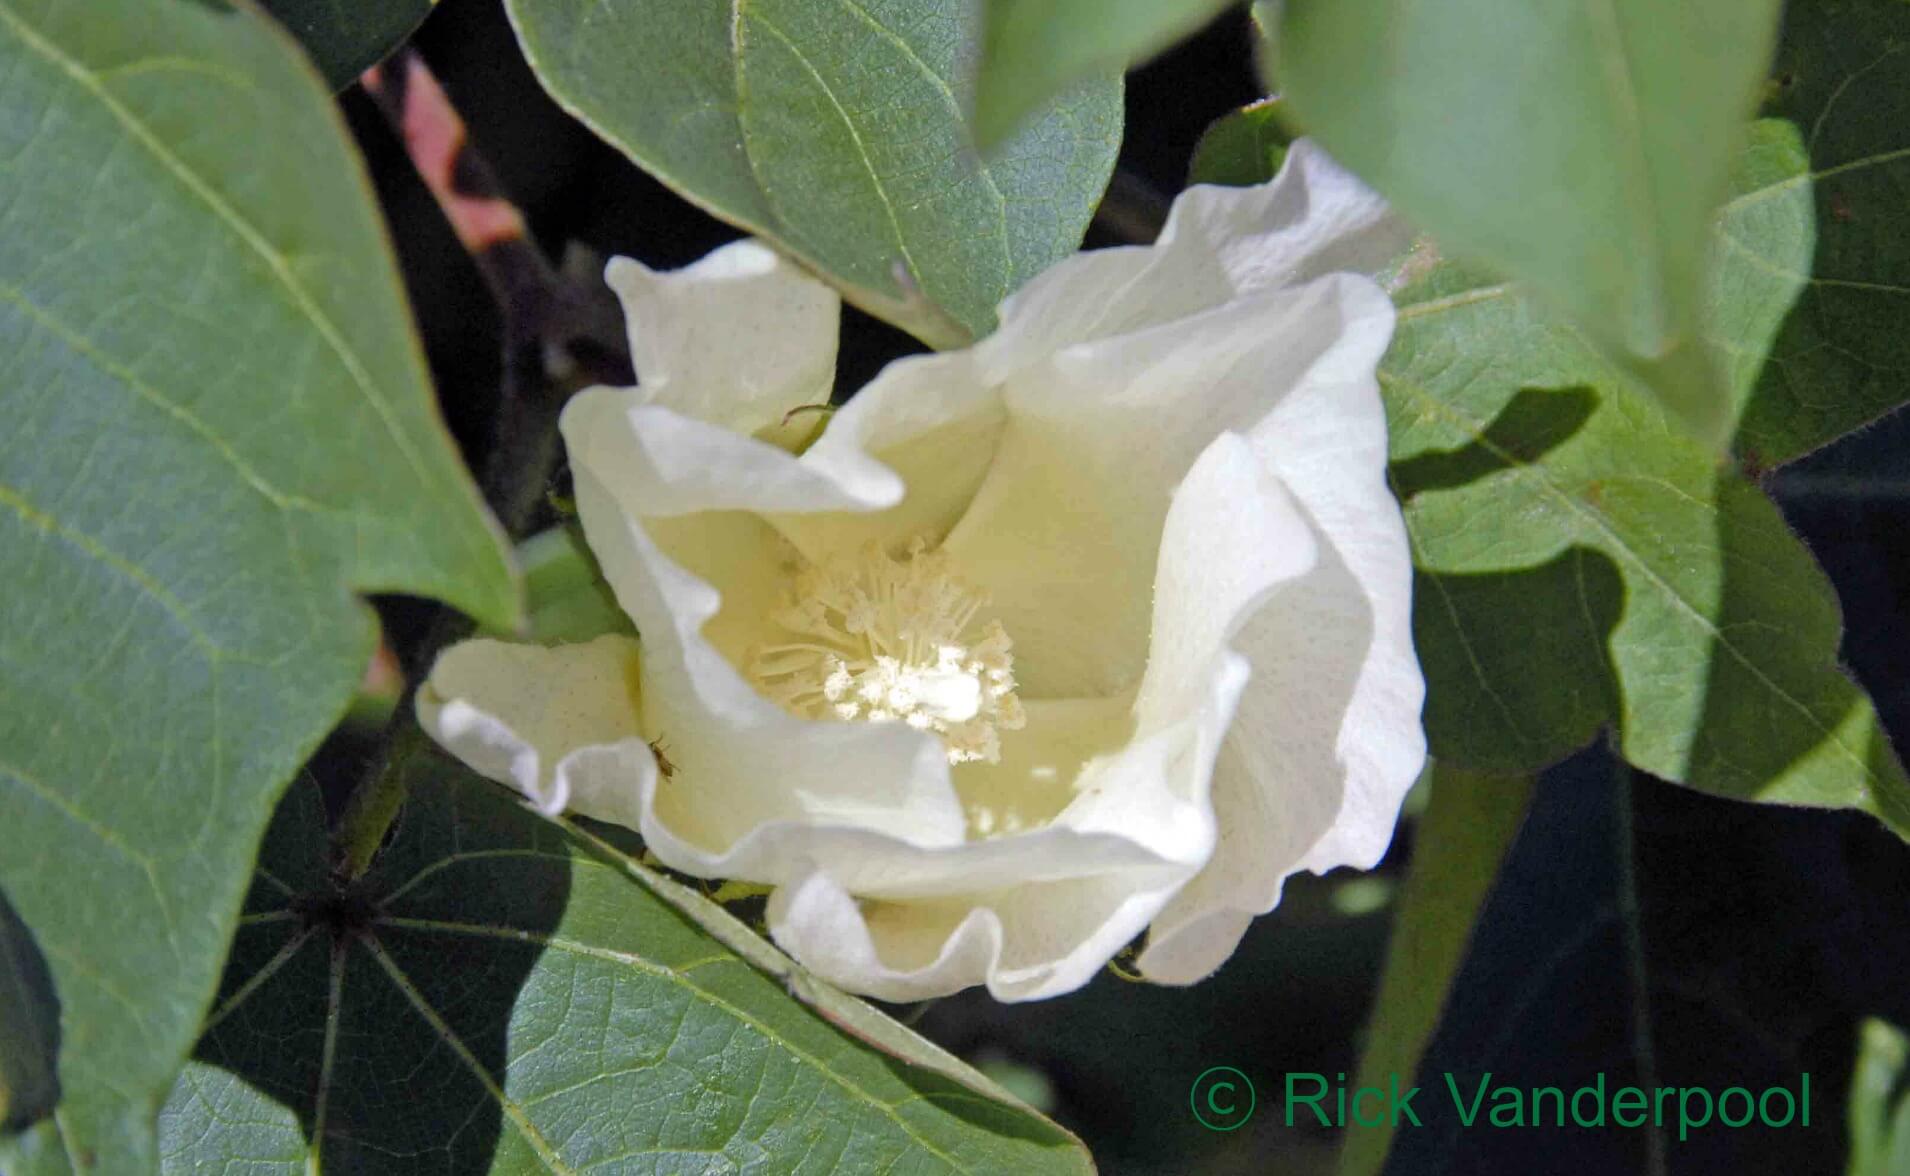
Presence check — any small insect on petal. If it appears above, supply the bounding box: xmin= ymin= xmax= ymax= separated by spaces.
xmin=648 ymin=737 xmax=677 ymax=781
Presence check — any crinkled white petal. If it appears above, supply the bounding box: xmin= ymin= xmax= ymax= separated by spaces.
xmin=416 ymin=636 xmax=654 ymax=827
xmin=557 ymin=399 xmax=962 ymax=859
xmin=1150 ymin=138 xmax=1412 ymax=304
xmin=561 ymin=376 xmax=1236 ymax=901
xmin=772 ymin=348 xmax=1005 ymax=562
xmin=944 ymin=273 xmax=1391 ymax=699
xmin=976 ymin=138 xmax=1410 ymax=382
xmin=605 ymin=240 xmax=838 ymax=431
xmin=1137 ymin=279 xmax=1426 ymax=985
xmin=765 ymin=655 xmax=1250 ymax=1002
xmin=422 ymin=634 xmax=1188 ymax=899
xmin=769 ymin=869 xmax=1184 ymax=1003
xmin=1246 ymin=288 xmax=1425 ymax=880
xmin=563 ymin=386 xmax=900 ymax=519
xmin=1133 ymin=432 xmax=1318 ymax=737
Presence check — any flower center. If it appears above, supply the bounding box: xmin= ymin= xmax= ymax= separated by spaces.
xmin=747 ymin=537 xmax=1026 ymax=764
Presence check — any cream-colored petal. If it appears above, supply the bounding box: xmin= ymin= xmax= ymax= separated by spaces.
xmin=768 ymin=867 xmax=1185 ymax=1003
xmin=1249 ymin=335 xmax=1426 ymax=879
xmin=1133 ymin=432 xmax=1318 ymax=736
xmin=976 ymin=139 xmax=1409 ymax=382
xmin=633 ymin=644 xmax=1242 ymax=923
xmin=637 ymin=510 xmax=791 ymax=671
xmin=973 ymin=245 xmax=1154 ymax=380
xmin=561 ymin=386 xmax=975 ymax=861
xmin=570 ymin=461 xmax=966 ymax=853
xmin=417 ymin=645 xmax=1133 ymax=896
xmin=951 ymin=694 xmax=1134 ymax=839
xmin=559 ymin=366 xmax=1200 ymax=900
xmin=1053 ymin=650 xmax=1245 ymax=858
xmin=771 ymin=349 xmax=1005 ymax=561
xmin=572 ymin=682 xmax=1209 ymax=903
xmin=641 ymin=670 xmax=1228 ymax=903
xmin=416 ymin=636 xmax=653 ymax=827
xmin=763 ymin=653 xmax=1251 ymax=1001
xmin=1137 ymin=299 xmax=1425 ymax=986
xmin=854 ymin=651 xmax=1243 ymax=899
xmin=944 ymin=273 xmax=1393 ymax=699
xmin=605 ymin=240 xmax=838 ymax=430
xmin=1148 ymin=138 xmax=1412 ymax=304
xmin=562 ymin=385 xmax=900 ymax=520
xmin=561 ymin=381 xmax=913 ymax=679
xmin=659 ymin=812 xmax=1186 ymax=902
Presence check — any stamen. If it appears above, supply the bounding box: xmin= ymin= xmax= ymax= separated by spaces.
xmin=748 ymin=538 xmax=1026 ymax=764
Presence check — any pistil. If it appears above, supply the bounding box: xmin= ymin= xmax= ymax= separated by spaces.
xmin=748 ymin=538 xmax=1025 ymax=764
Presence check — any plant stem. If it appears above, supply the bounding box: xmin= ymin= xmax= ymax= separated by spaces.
xmin=1093 ymin=168 xmax=1171 ymax=243
xmin=333 ymin=714 xmax=430 ymax=882
xmin=332 ymin=47 xmax=629 ymax=881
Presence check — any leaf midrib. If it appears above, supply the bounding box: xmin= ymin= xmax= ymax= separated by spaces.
xmin=0 ymin=0 xmax=439 ymax=507
xmin=218 ymin=850 xmax=990 ymax=1175
xmin=738 ymin=5 xmax=927 ymax=298
xmin=372 ymin=914 xmax=981 ymax=1175
xmin=1583 ymin=0 xmax=1668 ymax=347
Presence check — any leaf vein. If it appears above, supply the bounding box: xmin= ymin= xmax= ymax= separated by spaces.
xmin=374 ymin=915 xmax=978 ymax=1173
xmin=0 ymin=1 xmax=438 ymax=497
xmin=1384 ymin=361 xmax=1879 ymax=786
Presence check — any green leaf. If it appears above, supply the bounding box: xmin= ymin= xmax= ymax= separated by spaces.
xmin=157 ymin=763 xmax=1095 ymax=1174
xmin=1734 ymin=0 xmax=1910 ymax=466
xmin=1712 ymin=118 xmax=1818 ymax=416
xmin=502 ymin=0 xmax=1121 ymax=348
xmin=973 ymin=0 xmax=1229 ymax=145
xmin=1269 ymin=0 xmax=1784 ymax=445
xmin=0 ymin=0 xmax=516 ymax=1168
xmin=1385 ymin=126 xmax=1909 ymax=835
xmin=490 ymin=526 xmax=633 ymax=646
xmin=1847 ymin=1019 xmax=1910 ymax=1176
xmin=259 ymin=0 xmax=433 ymax=89
xmin=1186 ymin=97 xmax=1292 ymax=189
xmin=1338 ymin=766 xmax=1533 ymax=1176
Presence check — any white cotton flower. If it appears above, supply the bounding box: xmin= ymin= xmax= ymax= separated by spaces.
xmin=418 ymin=140 xmax=1427 ymax=1002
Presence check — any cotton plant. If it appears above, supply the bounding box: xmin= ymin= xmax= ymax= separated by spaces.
xmin=11 ymin=0 xmax=1906 ymax=1170
xmin=419 ymin=142 xmax=1427 ymax=1001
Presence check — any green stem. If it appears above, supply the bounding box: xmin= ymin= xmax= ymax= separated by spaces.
xmin=328 ymin=48 xmax=629 ymax=881
xmin=333 ymin=713 xmax=431 ymax=882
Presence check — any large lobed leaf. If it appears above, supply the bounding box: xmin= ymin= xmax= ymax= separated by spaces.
xmin=1266 ymin=0 xmax=1783 ymax=445
xmin=1734 ymin=0 xmax=1910 ymax=466
xmin=0 ymin=0 xmax=515 ymax=1169
xmin=502 ymin=0 xmax=1122 ymax=348
xmin=157 ymin=763 xmax=1095 ymax=1174
xmin=259 ymin=0 xmax=434 ymax=88
xmin=1388 ymin=121 xmax=1910 ymax=834
xmin=1216 ymin=4 xmax=1910 ymax=822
